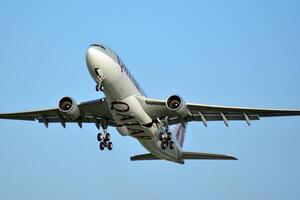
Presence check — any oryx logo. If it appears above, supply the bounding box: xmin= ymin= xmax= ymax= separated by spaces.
xmin=111 ymin=102 xmax=130 ymax=112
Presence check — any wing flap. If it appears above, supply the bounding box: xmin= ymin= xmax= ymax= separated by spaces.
xmin=0 ymin=115 xmax=36 ymax=121
xmin=36 ymin=116 xmax=116 ymax=127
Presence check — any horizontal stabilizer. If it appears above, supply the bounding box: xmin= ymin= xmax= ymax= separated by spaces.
xmin=130 ymin=152 xmax=237 ymax=162
xmin=130 ymin=153 xmax=160 ymax=161
xmin=182 ymin=152 xmax=238 ymax=160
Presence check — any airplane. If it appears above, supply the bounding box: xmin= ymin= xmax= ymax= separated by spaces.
xmin=1 ymin=43 xmax=300 ymax=164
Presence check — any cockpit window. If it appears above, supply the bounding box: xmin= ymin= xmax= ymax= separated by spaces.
xmin=90 ymin=43 xmax=106 ymax=50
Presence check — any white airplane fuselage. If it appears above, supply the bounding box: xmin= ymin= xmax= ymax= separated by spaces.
xmin=86 ymin=44 xmax=184 ymax=164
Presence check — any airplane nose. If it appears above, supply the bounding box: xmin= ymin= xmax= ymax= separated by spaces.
xmin=86 ymin=43 xmax=107 ymax=65
xmin=86 ymin=46 xmax=98 ymax=67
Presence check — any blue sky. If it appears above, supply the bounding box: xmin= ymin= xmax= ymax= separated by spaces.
xmin=0 ymin=0 xmax=300 ymax=199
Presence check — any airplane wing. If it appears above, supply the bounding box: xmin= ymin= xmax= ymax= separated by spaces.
xmin=140 ymin=97 xmax=300 ymax=126
xmin=0 ymin=98 xmax=116 ymax=128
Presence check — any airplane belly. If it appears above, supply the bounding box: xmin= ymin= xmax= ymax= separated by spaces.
xmin=107 ymin=95 xmax=181 ymax=162
xmin=138 ymin=132 xmax=182 ymax=162
xmin=109 ymin=95 xmax=154 ymax=139
xmin=97 ymin=60 xmax=183 ymax=162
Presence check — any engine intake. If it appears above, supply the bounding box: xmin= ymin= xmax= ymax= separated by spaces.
xmin=166 ymin=95 xmax=189 ymax=118
xmin=58 ymin=97 xmax=80 ymax=120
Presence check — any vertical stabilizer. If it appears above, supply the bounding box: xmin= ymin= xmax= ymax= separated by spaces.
xmin=173 ymin=123 xmax=188 ymax=147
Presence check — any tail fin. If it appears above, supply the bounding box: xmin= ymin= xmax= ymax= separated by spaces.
xmin=173 ymin=123 xmax=188 ymax=148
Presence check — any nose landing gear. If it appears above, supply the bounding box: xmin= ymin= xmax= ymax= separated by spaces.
xmin=94 ymin=68 xmax=105 ymax=92
xmin=96 ymin=83 xmax=104 ymax=92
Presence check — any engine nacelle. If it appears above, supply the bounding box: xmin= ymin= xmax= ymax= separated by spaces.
xmin=116 ymin=126 xmax=129 ymax=136
xmin=58 ymin=96 xmax=80 ymax=120
xmin=166 ymin=95 xmax=189 ymax=118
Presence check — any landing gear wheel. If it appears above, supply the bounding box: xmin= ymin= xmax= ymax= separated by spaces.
xmin=161 ymin=141 xmax=167 ymax=150
xmin=166 ymin=132 xmax=172 ymax=141
xmin=97 ymin=133 xmax=103 ymax=142
xmin=169 ymin=141 xmax=175 ymax=150
xmin=107 ymin=142 xmax=113 ymax=150
xmin=99 ymin=142 xmax=105 ymax=150
xmin=159 ymin=132 xmax=165 ymax=141
xmin=100 ymin=85 xmax=104 ymax=91
xmin=105 ymin=133 xmax=111 ymax=141
xmin=96 ymin=83 xmax=104 ymax=92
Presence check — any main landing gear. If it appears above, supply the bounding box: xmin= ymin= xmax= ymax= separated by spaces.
xmin=97 ymin=119 xmax=113 ymax=151
xmin=97 ymin=132 xmax=113 ymax=150
xmin=159 ymin=131 xmax=175 ymax=150
xmin=157 ymin=117 xmax=175 ymax=150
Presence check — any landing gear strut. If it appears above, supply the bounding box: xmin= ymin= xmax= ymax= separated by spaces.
xmin=97 ymin=119 xmax=113 ymax=151
xmin=95 ymin=68 xmax=105 ymax=92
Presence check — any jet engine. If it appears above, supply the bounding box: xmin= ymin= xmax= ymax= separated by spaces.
xmin=166 ymin=95 xmax=190 ymax=118
xmin=58 ymin=96 xmax=80 ymax=120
